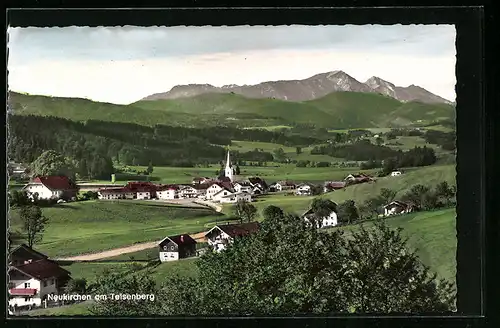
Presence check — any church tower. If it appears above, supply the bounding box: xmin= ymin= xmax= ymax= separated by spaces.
xmin=224 ymin=150 xmax=233 ymax=182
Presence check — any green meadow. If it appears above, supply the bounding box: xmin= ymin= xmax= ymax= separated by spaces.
xmin=9 ymin=201 xmax=224 ymax=258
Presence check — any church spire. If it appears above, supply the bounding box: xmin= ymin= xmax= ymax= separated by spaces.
xmin=224 ymin=149 xmax=233 ymax=182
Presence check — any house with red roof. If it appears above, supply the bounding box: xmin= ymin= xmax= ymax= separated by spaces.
xmin=205 ymin=222 xmax=260 ymax=252
xmin=22 ymin=176 xmax=77 ymax=200
xmin=8 ymin=244 xmax=71 ymax=309
xmin=158 ymin=234 xmax=197 ymax=262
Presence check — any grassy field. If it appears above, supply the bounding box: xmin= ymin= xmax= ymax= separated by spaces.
xmin=224 ymin=164 xmax=456 ymax=216
xmin=9 ymin=200 xmax=225 ymax=258
xmin=329 ymin=207 xmax=456 ymax=283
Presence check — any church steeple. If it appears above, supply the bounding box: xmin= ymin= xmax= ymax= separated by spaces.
xmin=224 ymin=150 xmax=233 ymax=182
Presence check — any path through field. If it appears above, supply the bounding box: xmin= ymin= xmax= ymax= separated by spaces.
xmin=54 ymin=231 xmax=208 ymax=261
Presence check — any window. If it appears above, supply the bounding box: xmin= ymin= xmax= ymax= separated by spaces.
xmin=43 ymin=281 xmax=47 ymax=287
xmin=24 ymin=282 xmax=30 ymax=288
xmin=25 ymin=297 xmax=31 ymax=302
xmin=171 ymin=246 xmax=175 ymax=250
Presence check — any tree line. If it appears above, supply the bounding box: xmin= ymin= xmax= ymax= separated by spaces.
xmin=8 ymin=115 xmax=324 ymax=178
xmin=311 ymin=139 xmax=437 ymax=169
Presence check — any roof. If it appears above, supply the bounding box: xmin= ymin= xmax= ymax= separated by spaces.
xmin=98 ymin=187 xmax=132 ymax=193
xmin=302 ymin=200 xmax=338 ymax=217
xmin=157 ymin=184 xmax=179 ymax=191
xmin=248 ymin=177 xmax=267 ymax=188
xmin=192 ymin=184 xmax=210 ymax=190
xmin=10 ymin=244 xmax=48 ymax=261
xmin=12 ymin=259 xmax=71 ymax=280
xmin=234 ymin=181 xmax=252 ymax=187
xmin=217 ymin=176 xmax=232 ymax=183
xmin=159 ymin=234 xmax=197 ymax=247
xmin=383 ymin=200 xmax=411 ymax=208
xmin=31 ymin=176 xmax=74 ymax=191
xmin=211 ymin=222 xmax=260 ymax=238
xmin=210 ymin=182 xmax=234 ymax=192
xmin=277 ymin=180 xmax=296 ymax=186
xmin=9 ymin=288 xmax=38 ymax=296
xmin=325 ymin=181 xmax=346 ymax=189
xmin=221 ymin=191 xmax=250 ymax=198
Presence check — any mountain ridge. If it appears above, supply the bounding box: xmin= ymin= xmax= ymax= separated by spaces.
xmin=141 ymin=70 xmax=452 ymax=105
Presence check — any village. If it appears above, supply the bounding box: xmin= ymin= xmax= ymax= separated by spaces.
xmin=8 ymin=150 xmax=415 ymax=312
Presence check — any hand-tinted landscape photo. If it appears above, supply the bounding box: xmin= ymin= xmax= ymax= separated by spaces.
xmin=7 ymin=24 xmax=457 ymax=316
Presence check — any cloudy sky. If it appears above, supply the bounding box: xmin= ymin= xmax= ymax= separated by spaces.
xmin=7 ymin=25 xmax=456 ymax=104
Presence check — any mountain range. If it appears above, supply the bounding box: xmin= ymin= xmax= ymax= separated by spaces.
xmin=141 ymin=70 xmax=453 ymax=105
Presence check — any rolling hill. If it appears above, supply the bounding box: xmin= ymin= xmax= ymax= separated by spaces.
xmin=9 ymin=89 xmax=455 ymax=129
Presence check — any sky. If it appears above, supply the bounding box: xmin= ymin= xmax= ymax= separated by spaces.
xmin=7 ymin=25 xmax=456 ymax=105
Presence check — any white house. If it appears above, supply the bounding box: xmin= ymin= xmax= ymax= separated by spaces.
xmin=136 ymin=190 xmax=151 ymax=200
xmin=8 ymin=245 xmax=71 ymax=310
xmin=178 ymin=185 xmax=198 ymax=199
xmin=383 ymin=201 xmax=414 ymax=217
xmin=212 ymin=188 xmax=235 ymax=203
xmin=296 ymin=184 xmax=313 ymax=196
xmin=22 ymin=176 xmax=77 ymax=200
xmin=205 ymin=183 xmax=227 ymax=200
xmin=158 ymin=234 xmax=197 ymax=262
xmin=205 ymin=222 xmax=260 ymax=252
xmin=156 ymin=185 xmax=178 ymax=200
xmin=302 ymin=207 xmax=338 ymax=228
xmin=219 ymin=191 xmax=252 ymax=204
xmin=98 ymin=187 xmax=135 ymax=200
xmin=233 ymin=182 xmax=253 ymax=194
xmin=391 ymin=171 xmax=402 ymax=177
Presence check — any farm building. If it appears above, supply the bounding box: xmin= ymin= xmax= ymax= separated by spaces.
xmin=158 ymin=234 xmax=197 ymax=262
xmin=205 ymin=222 xmax=260 ymax=252
xmin=23 ymin=176 xmax=77 ymax=200
xmin=383 ymin=201 xmax=415 ymax=217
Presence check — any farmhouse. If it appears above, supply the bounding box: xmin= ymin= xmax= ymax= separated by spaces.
xmin=391 ymin=171 xmax=403 ymax=177
xmin=205 ymin=222 xmax=260 ymax=252
xmin=158 ymin=234 xmax=197 ymax=262
xmin=219 ymin=191 xmax=252 ymax=204
xmin=98 ymin=187 xmax=135 ymax=200
xmin=247 ymin=177 xmax=268 ymax=194
xmin=270 ymin=180 xmax=296 ymax=192
xmin=302 ymin=201 xmax=338 ymax=228
xmin=8 ymin=244 xmax=71 ymax=309
xmin=23 ymin=176 xmax=77 ymax=200
xmin=193 ymin=183 xmax=210 ymax=198
xmin=156 ymin=185 xmax=179 ymax=200
xmin=296 ymin=183 xmax=313 ymax=196
xmin=178 ymin=185 xmax=198 ymax=199
xmin=233 ymin=181 xmax=253 ymax=194
xmin=323 ymin=181 xmax=346 ymax=193
xmin=344 ymin=173 xmax=374 ymax=184
xmin=383 ymin=200 xmax=415 ymax=217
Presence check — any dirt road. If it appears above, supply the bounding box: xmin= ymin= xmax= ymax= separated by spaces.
xmin=54 ymin=232 xmax=207 ymax=262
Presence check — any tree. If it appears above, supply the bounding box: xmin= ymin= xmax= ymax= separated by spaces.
xmin=157 ymin=210 xmax=455 ymax=315
xmin=402 ymin=184 xmax=430 ymax=210
xmin=20 ymin=205 xmax=48 ymax=247
xmin=233 ymin=200 xmax=257 ymax=223
xmin=31 ymin=150 xmax=76 ymax=179
xmin=273 ymin=148 xmax=287 ymax=163
xmin=310 ymin=184 xmax=323 ymax=196
xmin=381 ymin=157 xmax=398 ymax=176
xmin=296 ymin=147 xmax=302 ymax=155
xmin=434 ymin=181 xmax=454 ymax=206
xmin=379 ymin=188 xmax=397 ymax=204
xmin=337 ymin=200 xmax=360 ymax=224
xmin=235 ymin=165 xmax=241 ymax=175
xmin=262 ymin=205 xmax=285 ymax=222
xmin=89 ymin=271 xmax=163 ymax=316
xmin=146 ymin=161 xmax=154 ymax=175
xmin=8 ymin=190 xmax=31 ymax=208
xmin=64 ymin=278 xmax=87 ymax=295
